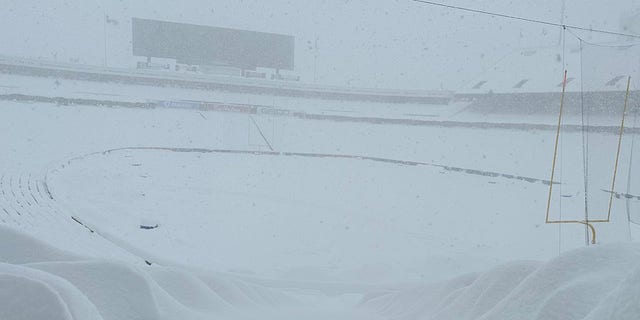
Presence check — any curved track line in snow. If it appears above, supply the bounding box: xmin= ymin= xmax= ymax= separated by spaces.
xmin=0 ymin=144 xmax=584 ymax=259
xmin=0 ymin=162 xmax=125 ymax=260
xmin=21 ymin=145 xmax=569 ymax=264
xmin=49 ymin=146 xmax=557 ymax=188
xmin=31 ymin=146 xmax=555 ymax=267
xmin=39 ymin=146 xmax=559 ymax=294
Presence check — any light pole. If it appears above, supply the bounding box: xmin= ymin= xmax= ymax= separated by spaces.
xmin=313 ymin=36 xmax=319 ymax=83
xmin=103 ymin=14 xmax=118 ymax=68
xmin=558 ymin=0 xmax=566 ymax=45
xmin=103 ymin=14 xmax=107 ymax=67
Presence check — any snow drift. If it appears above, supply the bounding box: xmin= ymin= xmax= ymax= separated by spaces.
xmin=362 ymin=243 xmax=640 ymax=320
xmin=2 ymin=223 xmax=640 ymax=319
xmin=0 ymin=225 xmax=300 ymax=320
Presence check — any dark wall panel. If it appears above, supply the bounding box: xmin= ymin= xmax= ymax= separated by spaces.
xmin=132 ymin=18 xmax=294 ymax=70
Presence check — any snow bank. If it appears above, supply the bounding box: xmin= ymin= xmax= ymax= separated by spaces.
xmin=149 ymin=267 xmax=233 ymax=313
xmin=0 ymin=225 xmax=79 ymax=264
xmin=362 ymin=244 xmax=640 ymax=320
xmin=585 ymin=266 xmax=640 ymax=319
xmin=29 ymin=260 xmax=177 ymax=320
xmin=0 ymin=224 xmax=301 ymax=319
xmin=0 ymin=262 xmax=103 ymax=320
xmin=0 ymin=273 xmax=74 ymax=320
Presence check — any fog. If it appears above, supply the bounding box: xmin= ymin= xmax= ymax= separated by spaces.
xmin=1 ymin=1 xmax=640 ymax=319
xmin=1 ymin=0 xmax=636 ymax=89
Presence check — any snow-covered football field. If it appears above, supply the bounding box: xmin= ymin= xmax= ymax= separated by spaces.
xmin=1 ymin=100 xmax=640 ymax=319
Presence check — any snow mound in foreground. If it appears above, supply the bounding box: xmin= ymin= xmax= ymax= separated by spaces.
xmin=3 ymin=223 xmax=640 ymax=320
xmin=362 ymin=243 xmax=640 ymax=320
xmin=0 ymin=225 xmax=79 ymax=264
xmin=0 ymin=225 xmax=298 ymax=320
xmin=0 ymin=263 xmax=103 ymax=320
